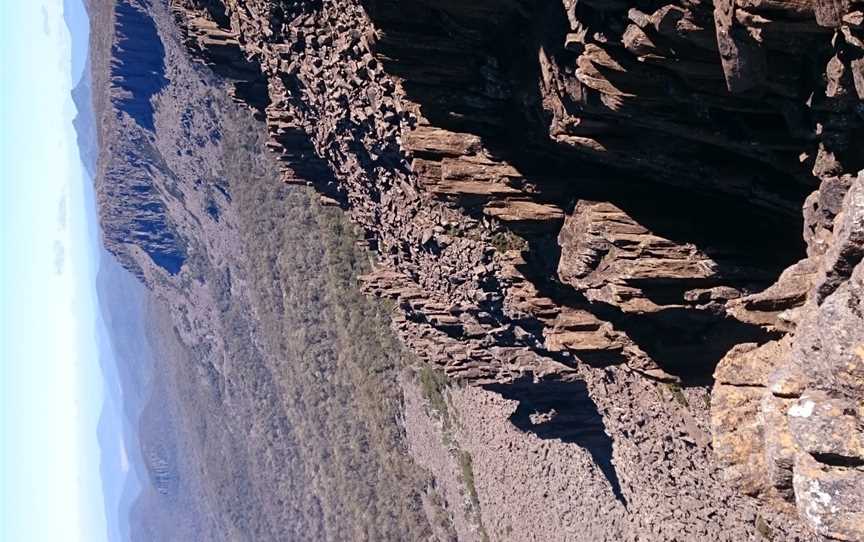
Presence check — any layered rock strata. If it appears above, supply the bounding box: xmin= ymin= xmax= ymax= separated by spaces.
xmin=160 ymin=0 xmax=863 ymax=539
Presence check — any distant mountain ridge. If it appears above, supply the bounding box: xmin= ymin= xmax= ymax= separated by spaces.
xmin=68 ymin=1 xmax=149 ymax=540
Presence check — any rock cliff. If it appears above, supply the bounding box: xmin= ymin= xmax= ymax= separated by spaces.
xmin=99 ymin=0 xmax=864 ymax=539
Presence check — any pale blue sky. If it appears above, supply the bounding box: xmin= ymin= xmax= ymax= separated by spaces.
xmin=1 ymin=1 xmax=109 ymax=541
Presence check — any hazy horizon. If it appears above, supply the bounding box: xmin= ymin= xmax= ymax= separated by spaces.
xmin=1 ymin=1 xmax=143 ymax=540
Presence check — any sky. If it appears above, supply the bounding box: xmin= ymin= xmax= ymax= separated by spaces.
xmin=1 ymin=1 xmax=110 ymax=541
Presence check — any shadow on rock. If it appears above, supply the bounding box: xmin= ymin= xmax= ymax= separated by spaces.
xmin=517 ymin=238 xmax=782 ymax=386
xmin=485 ymin=378 xmax=627 ymax=506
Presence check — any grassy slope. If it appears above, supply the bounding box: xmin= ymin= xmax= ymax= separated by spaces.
xmin=138 ymin=104 xmax=440 ymax=541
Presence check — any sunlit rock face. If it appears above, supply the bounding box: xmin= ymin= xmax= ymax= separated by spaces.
xmin=712 ymin=171 xmax=864 ymax=542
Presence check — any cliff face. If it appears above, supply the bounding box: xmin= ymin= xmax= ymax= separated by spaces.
xmin=163 ymin=0 xmax=864 ymax=539
xmin=96 ymin=0 xmax=187 ymax=277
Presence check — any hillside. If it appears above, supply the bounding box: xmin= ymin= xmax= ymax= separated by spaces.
xmin=89 ymin=1 xmax=451 ymax=539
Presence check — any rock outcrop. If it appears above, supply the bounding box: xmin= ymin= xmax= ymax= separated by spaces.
xmin=713 ymin=173 xmax=864 ymax=540
xmin=123 ymin=0 xmax=864 ymax=538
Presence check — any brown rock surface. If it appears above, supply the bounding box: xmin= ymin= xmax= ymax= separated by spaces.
xmin=711 ymin=173 xmax=864 ymax=540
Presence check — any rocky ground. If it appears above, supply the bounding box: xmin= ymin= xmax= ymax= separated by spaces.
xmin=91 ymin=0 xmax=862 ymax=540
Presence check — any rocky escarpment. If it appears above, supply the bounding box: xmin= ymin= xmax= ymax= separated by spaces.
xmin=159 ymin=0 xmax=863 ymax=539
xmin=98 ymin=0 xmax=187 ymax=277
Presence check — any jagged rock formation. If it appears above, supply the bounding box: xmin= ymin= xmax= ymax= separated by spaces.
xmin=106 ymin=0 xmax=864 ymax=539
xmin=111 ymin=0 xmax=169 ymax=131
xmin=712 ymin=172 xmax=864 ymax=541
xmin=98 ymin=0 xmax=187 ymax=276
